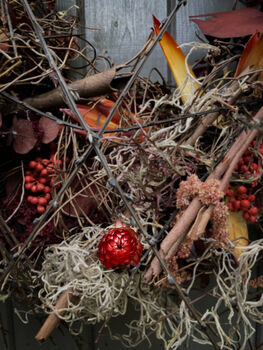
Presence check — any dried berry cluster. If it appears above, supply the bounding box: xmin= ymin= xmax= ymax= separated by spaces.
xmin=234 ymin=140 xmax=263 ymax=177
xmin=226 ymin=185 xmax=258 ymax=223
xmin=226 ymin=140 xmax=262 ymax=223
xmin=25 ymin=156 xmax=61 ymax=214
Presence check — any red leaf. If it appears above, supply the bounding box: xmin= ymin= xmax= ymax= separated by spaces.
xmin=39 ymin=117 xmax=59 ymax=144
xmin=12 ymin=117 xmax=37 ymax=154
xmin=190 ymin=8 xmax=263 ymax=38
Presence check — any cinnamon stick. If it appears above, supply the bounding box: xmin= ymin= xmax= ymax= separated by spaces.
xmin=145 ymin=106 xmax=263 ymax=282
xmin=35 ymin=287 xmax=73 ymax=342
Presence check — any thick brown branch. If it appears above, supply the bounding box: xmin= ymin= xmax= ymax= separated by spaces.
xmin=22 ymin=66 xmax=131 ymax=111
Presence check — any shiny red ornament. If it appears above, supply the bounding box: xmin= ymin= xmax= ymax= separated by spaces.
xmin=98 ymin=227 xmax=143 ymax=269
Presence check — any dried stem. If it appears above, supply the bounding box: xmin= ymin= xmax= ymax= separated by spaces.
xmin=145 ymin=105 xmax=263 ymax=282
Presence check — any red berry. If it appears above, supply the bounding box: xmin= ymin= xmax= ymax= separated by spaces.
xmin=31 ymin=197 xmax=38 ymax=205
xmin=250 ymin=163 xmax=258 ymax=172
xmin=238 ymin=194 xmax=248 ymax=200
xmin=228 ymin=202 xmax=234 ymax=211
xmin=98 ymin=227 xmax=143 ymax=269
xmin=42 ymin=159 xmax=50 ymax=166
xmin=240 ymin=199 xmax=250 ymax=209
xmin=39 ymin=177 xmax=47 ymax=184
xmin=27 ymin=196 xmax=33 ymax=203
xmin=44 ymin=186 xmax=51 ymax=193
xmin=248 ymin=194 xmax=256 ymax=202
xmin=240 ymin=165 xmax=248 ymax=173
xmin=31 ymin=185 xmax=37 ymax=193
xmin=252 ymin=181 xmax=258 ymax=188
xmin=29 ymin=161 xmax=37 ymax=169
xmin=38 ymin=197 xmax=47 ymax=206
xmin=237 ymin=186 xmax=247 ymax=195
xmin=45 ymin=193 xmax=51 ymax=201
xmin=244 ymin=150 xmax=251 ymax=157
xmin=25 ymin=175 xmax=34 ymax=183
xmin=36 ymin=183 xmax=45 ymax=192
xmin=248 ymin=215 xmax=256 ymax=223
xmin=249 ymin=206 xmax=258 ymax=216
xmin=226 ymin=189 xmax=235 ymax=197
xmin=243 ymin=212 xmax=250 ymax=220
xmin=40 ymin=169 xmax=48 ymax=177
xmin=47 ymin=166 xmax=54 ymax=174
xmin=243 ymin=156 xmax=251 ymax=164
xmin=259 ymin=148 xmax=263 ymax=155
xmin=37 ymin=205 xmax=45 ymax=214
xmin=25 ymin=183 xmax=33 ymax=190
xmin=35 ymin=163 xmax=44 ymax=172
xmin=233 ymin=200 xmax=240 ymax=210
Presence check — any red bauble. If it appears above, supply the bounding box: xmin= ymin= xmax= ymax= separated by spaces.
xmin=98 ymin=227 xmax=143 ymax=269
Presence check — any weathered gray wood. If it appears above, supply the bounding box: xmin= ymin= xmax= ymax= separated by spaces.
xmin=84 ymin=0 xmax=168 ymax=79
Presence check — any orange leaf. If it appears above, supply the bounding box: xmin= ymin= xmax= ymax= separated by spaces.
xmin=235 ymin=31 xmax=263 ymax=79
xmin=226 ymin=211 xmax=248 ymax=261
xmin=61 ymin=100 xmax=119 ymax=135
xmin=152 ymin=15 xmax=200 ymax=104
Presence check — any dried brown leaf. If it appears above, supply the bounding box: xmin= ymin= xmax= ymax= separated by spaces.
xmin=39 ymin=117 xmax=59 ymax=144
xmin=12 ymin=117 xmax=37 ymax=154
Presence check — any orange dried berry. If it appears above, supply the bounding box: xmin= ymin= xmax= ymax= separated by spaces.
xmin=98 ymin=227 xmax=143 ymax=269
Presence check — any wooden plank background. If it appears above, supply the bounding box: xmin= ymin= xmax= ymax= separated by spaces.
xmin=1 ymin=1 xmax=262 ymax=350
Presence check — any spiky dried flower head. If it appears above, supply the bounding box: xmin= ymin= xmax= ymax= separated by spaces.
xmin=98 ymin=227 xmax=143 ymax=269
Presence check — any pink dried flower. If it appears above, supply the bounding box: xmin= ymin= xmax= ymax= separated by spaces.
xmin=199 ymin=179 xmax=224 ymax=206
xmin=176 ymin=174 xmax=200 ymax=209
xmin=210 ymin=201 xmax=229 ymax=247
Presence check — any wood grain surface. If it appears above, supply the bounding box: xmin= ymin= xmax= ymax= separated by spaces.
xmin=84 ymin=0 xmax=167 ymax=79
